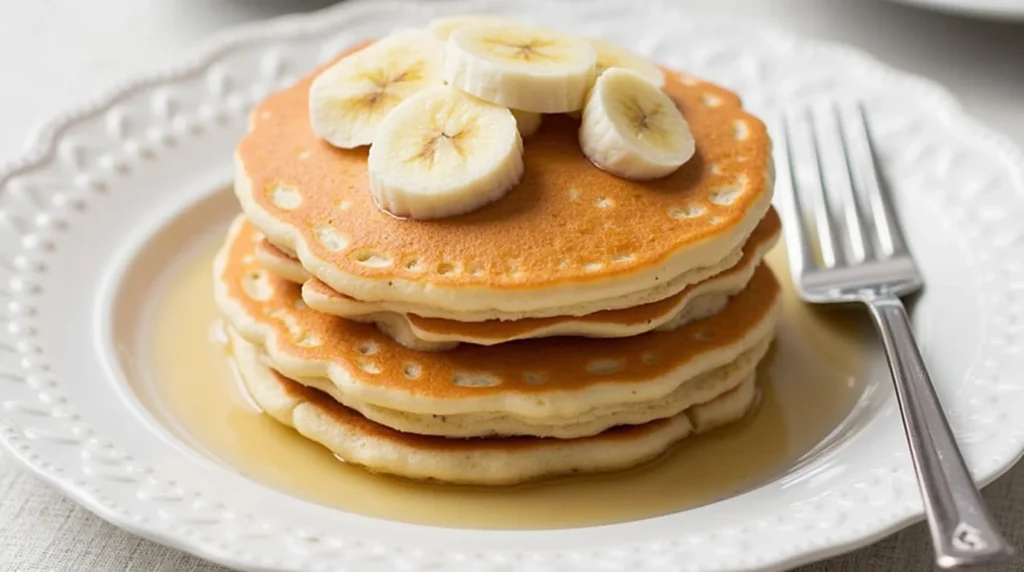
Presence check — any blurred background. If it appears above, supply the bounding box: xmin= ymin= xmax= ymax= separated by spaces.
xmin=0 ymin=0 xmax=1021 ymax=161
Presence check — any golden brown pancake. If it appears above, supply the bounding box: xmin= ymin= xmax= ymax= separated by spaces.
xmin=243 ymin=329 xmax=769 ymax=439
xmin=215 ymin=217 xmax=781 ymax=419
xmin=231 ymin=327 xmax=759 ymax=485
xmin=256 ymin=208 xmax=781 ymax=351
xmin=235 ymin=42 xmax=773 ymax=317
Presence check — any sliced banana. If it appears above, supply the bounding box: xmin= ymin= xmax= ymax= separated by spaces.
xmin=368 ymin=86 xmax=524 ymax=220
xmin=309 ymin=30 xmax=445 ymax=148
xmin=579 ymin=68 xmax=695 ymax=181
xmin=588 ymin=37 xmax=665 ymax=88
xmin=443 ymin=24 xmax=597 ymax=113
xmin=511 ymin=109 xmax=542 ymax=137
xmin=428 ymin=14 xmax=521 ymax=41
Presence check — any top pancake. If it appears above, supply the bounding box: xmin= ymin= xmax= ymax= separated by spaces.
xmin=236 ymin=42 xmax=773 ymax=315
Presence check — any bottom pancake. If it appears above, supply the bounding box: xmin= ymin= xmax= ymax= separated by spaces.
xmin=230 ymin=325 xmax=770 ymax=439
xmin=231 ymin=331 xmax=760 ymax=486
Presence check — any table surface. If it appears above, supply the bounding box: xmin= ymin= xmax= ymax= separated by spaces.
xmin=2 ymin=1 xmax=1023 ymax=570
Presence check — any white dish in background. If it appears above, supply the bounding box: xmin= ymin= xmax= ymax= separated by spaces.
xmin=881 ymin=0 xmax=1024 ymax=20
xmin=1 ymin=1 xmax=1024 ymax=570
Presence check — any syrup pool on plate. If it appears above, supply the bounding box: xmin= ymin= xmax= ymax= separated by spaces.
xmin=143 ymin=229 xmax=870 ymax=530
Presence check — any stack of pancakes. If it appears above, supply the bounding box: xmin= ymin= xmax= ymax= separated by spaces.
xmin=214 ymin=45 xmax=780 ymax=485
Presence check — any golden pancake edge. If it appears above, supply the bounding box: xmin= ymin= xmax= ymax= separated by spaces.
xmin=257 ymin=208 xmax=781 ymax=350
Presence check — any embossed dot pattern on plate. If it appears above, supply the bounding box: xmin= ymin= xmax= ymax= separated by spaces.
xmin=0 ymin=4 xmax=1022 ymax=572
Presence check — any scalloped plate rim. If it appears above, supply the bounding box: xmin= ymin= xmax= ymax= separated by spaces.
xmin=1 ymin=1 xmax=1023 ymax=571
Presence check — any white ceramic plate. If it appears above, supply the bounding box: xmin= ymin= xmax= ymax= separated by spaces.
xmin=881 ymin=0 xmax=1024 ymax=20
xmin=2 ymin=1 xmax=1024 ymax=570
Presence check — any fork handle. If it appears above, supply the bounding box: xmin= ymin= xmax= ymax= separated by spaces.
xmin=865 ymin=295 xmax=1013 ymax=568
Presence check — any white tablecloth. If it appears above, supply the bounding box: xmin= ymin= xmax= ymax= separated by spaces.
xmin=2 ymin=1 xmax=1022 ymax=570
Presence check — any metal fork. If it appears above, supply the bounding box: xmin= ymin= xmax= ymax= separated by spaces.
xmin=774 ymin=101 xmax=1013 ymax=568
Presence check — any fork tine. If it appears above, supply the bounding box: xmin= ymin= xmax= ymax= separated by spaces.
xmin=800 ymin=107 xmax=846 ymax=268
xmin=841 ymin=102 xmax=909 ymax=257
xmin=773 ymin=112 xmax=817 ymax=275
xmin=825 ymin=102 xmax=871 ymax=263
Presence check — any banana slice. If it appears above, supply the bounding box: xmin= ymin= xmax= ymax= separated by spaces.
xmin=579 ymin=68 xmax=695 ymax=180
xmin=443 ymin=24 xmax=596 ymax=113
xmin=309 ymin=30 xmax=445 ymax=148
xmin=589 ymin=37 xmax=665 ymax=88
xmin=428 ymin=14 xmax=521 ymax=41
xmin=511 ymin=109 xmax=542 ymax=137
xmin=368 ymin=86 xmax=524 ymax=220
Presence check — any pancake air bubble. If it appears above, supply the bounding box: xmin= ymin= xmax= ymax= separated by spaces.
xmin=269 ymin=185 xmax=301 ymax=210
xmin=452 ymin=372 xmax=501 ymax=388
xmin=586 ymin=359 xmax=625 ymax=375
xmin=669 ymin=204 xmax=706 ymax=219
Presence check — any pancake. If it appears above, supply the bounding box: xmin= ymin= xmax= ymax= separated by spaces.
xmin=232 ymin=329 xmax=759 ymax=485
xmin=301 ymin=236 xmax=747 ymax=321
xmin=215 ymin=216 xmax=781 ymax=419
xmin=235 ymin=42 xmax=773 ymax=317
xmin=257 ymin=209 xmax=780 ymax=351
xmin=307 ymin=289 xmax=731 ymax=352
xmin=233 ymin=325 xmax=770 ymax=438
